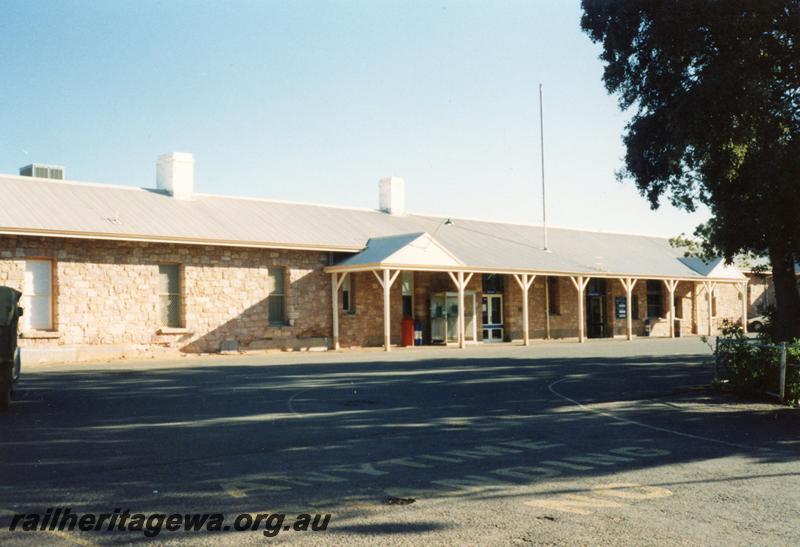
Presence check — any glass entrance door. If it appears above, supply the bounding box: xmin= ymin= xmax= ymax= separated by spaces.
xmin=433 ymin=291 xmax=477 ymax=344
xmin=586 ymin=278 xmax=607 ymax=338
xmin=464 ymin=294 xmax=476 ymax=342
xmin=446 ymin=294 xmax=459 ymax=343
xmin=482 ymin=294 xmax=504 ymax=342
xmin=430 ymin=294 xmax=446 ymax=343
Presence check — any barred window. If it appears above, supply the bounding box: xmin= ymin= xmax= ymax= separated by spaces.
xmin=158 ymin=264 xmax=182 ymax=328
xmin=268 ymin=268 xmax=286 ymax=325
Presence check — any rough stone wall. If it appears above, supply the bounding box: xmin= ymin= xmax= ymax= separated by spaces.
xmin=636 ymin=280 xmax=695 ymax=337
xmin=609 ymin=279 xmax=644 ymax=337
xmin=675 ymin=282 xmax=695 ymax=336
xmin=715 ymin=283 xmax=746 ymax=330
xmin=1 ymin=233 xmax=752 ymax=356
xmin=0 ymin=235 xmax=331 ymax=353
xmin=693 ymin=281 xmax=744 ymax=334
xmin=336 ymin=271 xmax=403 ymax=347
xmin=746 ymin=274 xmax=773 ymax=316
xmin=622 ymin=280 xmax=743 ymax=337
xmin=504 ymin=275 xmax=579 ymax=340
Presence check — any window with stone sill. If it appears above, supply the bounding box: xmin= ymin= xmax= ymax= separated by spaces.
xmin=158 ymin=264 xmax=183 ymax=328
xmin=268 ymin=267 xmax=287 ymax=325
xmin=23 ymin=258 xmax=55 ymax=331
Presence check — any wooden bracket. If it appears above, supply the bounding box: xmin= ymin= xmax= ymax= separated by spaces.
xmin=569 ymin=275 xmax=590 ymax=292
xmin=373 ymin=269 xmax=401 ymax=289
xmin=335 ymin=272 xmax=348 ymax=291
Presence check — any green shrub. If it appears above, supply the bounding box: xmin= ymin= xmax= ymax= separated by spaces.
xmin=785 ymin=340 xmax=800 ymax=406
xmin=714 ymin=320 xmax=800 ymax=405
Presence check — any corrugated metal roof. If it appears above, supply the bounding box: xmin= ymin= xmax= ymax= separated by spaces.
xmin=679 ymin=257 xmax=744 ymax=279
xmin=0 ymin=174 xmax=744 ymax=280
xmin=736 ymin=255 xmax=798 ymax=275
xmin=333 ymin=232 xmax=464 ymax=269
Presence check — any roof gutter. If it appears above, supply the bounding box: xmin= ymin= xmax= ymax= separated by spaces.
xmin=0 ymin=227 xmax=364 ymax=254
xmin=0 ymin=227 xmax=747 ymax=283
xmin=324 ymin=262 xmax=747 ymax=283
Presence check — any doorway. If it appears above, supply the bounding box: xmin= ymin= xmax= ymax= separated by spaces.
xmin=482 ymin=294 xmax=504 ymax=342
xmin=430 ymin=291 xmax=477 ymax=344
xmin=586 ymin=278 xmax=608 ymax=338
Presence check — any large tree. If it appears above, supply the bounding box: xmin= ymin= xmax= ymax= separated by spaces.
xmin=581 ymin=0 xmax=800 ymax=340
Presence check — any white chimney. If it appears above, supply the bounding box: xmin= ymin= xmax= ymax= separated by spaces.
xmin=156 ymin=152 xmax=194 ymax=199
xmin=379 ymin=177 xmax=405 ymax=215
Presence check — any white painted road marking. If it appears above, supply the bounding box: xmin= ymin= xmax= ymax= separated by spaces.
xmin=548 ymin=377 xmax=759 ymax=450
xmin=221 ymin=441 xmax=670 ymax=497
xmin=524 ymin=482 xmax=673 ymax=515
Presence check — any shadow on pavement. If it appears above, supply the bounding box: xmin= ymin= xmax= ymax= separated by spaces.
xmin=1 ymin=348 xmax=799 ymax=541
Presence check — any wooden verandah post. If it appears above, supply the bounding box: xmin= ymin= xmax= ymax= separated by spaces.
xmin=512 ymin=273 xmax=536 ymax=346
xmin=663 ymin=279 xmax=679 ymax=338
xmin=331 ymin=272 xmax=348 ymax=350
xmin=448 ymin=271 xmax=474 ymax=349
xmin=619 ymin=277 xmax=638 ymax=340
xmin=373 ymin=269 xmax=401 ymax=351
xmin=569 ymin=275 xmax=591 ymax=343
xmin=735 ymin=281 xmax=748 ymax=334
xmin=544 ymin=276 xmax=551 ymax=339
xmin=701 ymin=280 xmax=717 ymax=336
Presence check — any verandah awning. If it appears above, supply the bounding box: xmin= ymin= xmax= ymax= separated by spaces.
xmin=324 ymin=231 xmax=747 ymax=283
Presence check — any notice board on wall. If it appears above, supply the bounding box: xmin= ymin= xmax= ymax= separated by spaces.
xmin=615 ymin=296 xmax=627 ymax=319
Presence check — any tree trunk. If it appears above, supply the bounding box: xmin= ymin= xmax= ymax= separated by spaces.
xmin=768 ymin=244 xmax=800 ymax=341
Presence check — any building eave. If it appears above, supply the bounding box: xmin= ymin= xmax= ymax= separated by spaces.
xmin=0 ymin=227 xmax=363 ymax=253
xmin=324 ymin=262 xmax=746 ymax=283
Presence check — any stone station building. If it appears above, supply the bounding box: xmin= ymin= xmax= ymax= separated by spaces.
xmin=0 ymin=154 xmax=751 ymax=362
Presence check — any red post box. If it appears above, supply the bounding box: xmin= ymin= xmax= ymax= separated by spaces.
xmin=401 ymin=317 xmax=415 ymax=347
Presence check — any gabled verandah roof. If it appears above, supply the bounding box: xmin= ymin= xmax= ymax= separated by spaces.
xmin=325 ymin=231 xmax=747 ymax=283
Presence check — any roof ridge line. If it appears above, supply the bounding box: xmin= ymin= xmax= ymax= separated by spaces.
xmin=0 ymin=174 xmax=389 ymax=215
xmin=407 ymin=212 xmax=675 ymax=241
xmin=0 ymin=173 xmax=149 ymax=192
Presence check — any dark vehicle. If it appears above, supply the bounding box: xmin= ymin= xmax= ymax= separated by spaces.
xmin=748 ymin=315 xmax=766 ymax=332
xmin=0 ymin=286 xmax=23 ymax=412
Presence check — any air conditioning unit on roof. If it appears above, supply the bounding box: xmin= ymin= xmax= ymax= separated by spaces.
xmin=19 ymin=163 xmax=65 ymax=180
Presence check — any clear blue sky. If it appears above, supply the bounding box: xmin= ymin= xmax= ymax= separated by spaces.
xmin=0 ymin=0 xmax=709 ymax=238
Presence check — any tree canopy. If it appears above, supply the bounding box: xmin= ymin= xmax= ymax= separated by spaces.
xmin=581 ymin=0 xmax=800 ymax=339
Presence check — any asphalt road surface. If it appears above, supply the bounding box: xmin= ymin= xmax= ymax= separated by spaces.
xmin=1 ymin=338 xmax=799 ymax=546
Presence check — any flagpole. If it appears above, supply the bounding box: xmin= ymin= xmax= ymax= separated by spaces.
xmin=539 ymin=83 xmax=550 ymax=252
